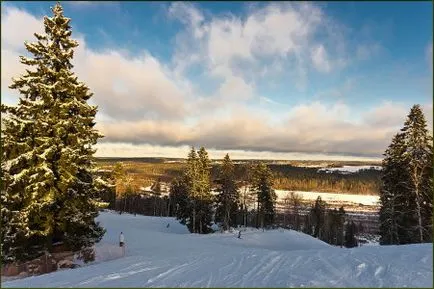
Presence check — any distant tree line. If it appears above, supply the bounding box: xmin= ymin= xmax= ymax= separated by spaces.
xmin=271 ymin=165 xmax=381 ymax=195
xmin=101 ymin=150 xmax=361 ymax=248
xmin=97 ymin=160 xmax=382 ymax=197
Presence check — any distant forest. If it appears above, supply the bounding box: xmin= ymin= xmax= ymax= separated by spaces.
xmin=96 ymin=160 xmax=381 ymax=195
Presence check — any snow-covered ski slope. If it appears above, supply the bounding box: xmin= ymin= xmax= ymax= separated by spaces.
xmin=3 ymin=212 xmax=432 ymax=288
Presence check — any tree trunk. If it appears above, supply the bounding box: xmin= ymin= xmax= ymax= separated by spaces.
xmin=243 ymin=186 xmax=248 ymax=228
xmin=243 ymin=206 xmax=247 ymax=228
xmin=224 ymin=206 xmax=230 ymax=231
xmin=256 ymin=200 xmax=260 ymax=228
xmin=391 ymin=194 xmax=400 ymax=244
xmin=243 ymin=204 xmax=247 ymax=228
xmin=415 ymin=187 xmax=424 ymax=243
xmin=412 ymin=168 xmax=424 ymax=243
xmin=153 ymin=197 xmax=156 ymax=216
xmin=192 ymin=206 xmax=196 ymax=234
xmin=200 ymin=219 xmax=203 ymax=234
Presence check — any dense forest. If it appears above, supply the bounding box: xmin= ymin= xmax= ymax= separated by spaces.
xmin=96 ymin=161 xmax=381 ymax=195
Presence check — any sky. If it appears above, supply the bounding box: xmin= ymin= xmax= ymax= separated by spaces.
xmin=1 ymin=1 xmax=432 ymax=160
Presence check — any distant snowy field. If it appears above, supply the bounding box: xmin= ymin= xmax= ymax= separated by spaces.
xmin=3 ymin=212 xmax=432 ymax=288
xmin=318 ymin=165 xmax=382 ymax=174
xmin=275 ymin=190 xmax=380 ymax=206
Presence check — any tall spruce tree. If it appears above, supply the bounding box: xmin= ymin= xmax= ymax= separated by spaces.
xmin=216 ymin=154 xmax=239 ymax=231
xmin=337 ymin=206 xmax=346 ymax=247
xmin=344 ymin=220 xmax=358 ymax=248
xmin=379 ymin=133 xmax=409 ymax=245
xmin=172 ymin=147 xmax=214 ymax=234
xmin=1 ymin=2 xmax=106 ymax=263
xmin=239 ymin=163 xmax=254 ymax=228
xmin=400 ymin=105 xmax=433 ymax=242
xmin=196 ymin=147 xmax=214 ymax=234
xmin=323 ymin=207 xmax=345 ymax=246
xmin=379 ymin=105 xmax=433 ymax=245
xmin=289 ymin=192 xmax=303 ymax=231
xmin=310 ymin=196 xmax=326 ymax=239
xmin=251 ymin=163 xmax=276 ymax=228
xmin=170 ymin=177 xmax=190 ymax=226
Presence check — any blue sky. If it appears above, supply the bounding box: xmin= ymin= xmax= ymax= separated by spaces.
xmin=1 ymin=1 xmax=432 ymax=159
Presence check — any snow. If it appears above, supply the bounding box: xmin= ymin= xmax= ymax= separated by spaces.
xmin=318 ymin=165 xmax=382 ymax=174
xmin=236 ymin=186 xmax=380 ymax=207
xmin=2 ymin=212 xmax=432 ymax=288
xmin=275 ymin=190 xmax=380 ymax=206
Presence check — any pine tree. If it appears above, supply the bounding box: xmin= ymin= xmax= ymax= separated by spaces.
xmin=196 ymin=147 xmax=214 ymax=234
xmin=379 ymin=105 xmax=433 ymax=245
xmin=1 ymin=2 xmax=106 ymax=263
xmin=151 ymin=179 xmax=162 ymax=216
xmin=251 ymin=163 xmax=276 ymax=228
xmin=289 ymin=192 xmax=303 ymax=231
xmin=323 ymin=207 xmax=345 ymax=246
xmin=170 ymin=177 xmax=191 ymax=226
xmin=239 ymin=163 xmax=254 ymax=228
xmin=186 ymin=147 xmax=199 ymax=233
xmin=337 ymin=206 xmax=346 ymax=247
xmin=282 ymin=194 xmax=291 ymax=228
xmin=216 ymin=154 xmax=239 ymax=231
xmin=379 ymin=133 xmax=409 ymax=245
xmin=400 ymin=105 xmax=433 ymax=243
xmin=310 ymin=196 xmax=326 ymax=239
xmin=172 ymin=147 xmax=214 ymax=234
xmin=344 ymin=221 xmax=358 ymax=248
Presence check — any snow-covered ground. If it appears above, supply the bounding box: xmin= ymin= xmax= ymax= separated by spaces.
xmin=318 ymin=165 xmax=382 ymax=174
xmin=275 ymin=190 xmax=380 ymax=206
xmin=4 ymin=212 xmax=431 ymax=288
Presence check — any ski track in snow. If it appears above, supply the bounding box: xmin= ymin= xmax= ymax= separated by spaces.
xmin=2 ymin=212 xmax=432 ymax=288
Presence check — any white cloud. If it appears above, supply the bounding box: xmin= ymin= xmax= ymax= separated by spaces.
xmin=73 ymin=49 xmax=190 ymax=120
xmin=363 ymin=101 xmax=408 ymax=128
xmin=94 ymin=101 xmax=409 ymax=157
xmin=217 ymin=74 xmax=255 ymax=102
xmin=422 ymin=102 xmax=433 ymax=132
xmin=1 ymin=7 xmax=44 ymax=95
xmin=2 ymin=3 xmax=420 ymax=159
xmin=169 ymin=1 xmax=330 ymax=89
xmin=311 ymin=44 xmax=331 ymax=73
xmin=2 ymin=6 xmax=192 ymax=122
xmin=1 ymin=6 xmax=44 ymax=50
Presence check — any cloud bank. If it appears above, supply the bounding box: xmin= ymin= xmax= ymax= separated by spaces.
xmin=1 ymin=3 xmax=432 ymax=159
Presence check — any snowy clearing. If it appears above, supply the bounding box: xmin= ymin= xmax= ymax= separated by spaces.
xmin=3 ymin=212 xmax=432 ymax=288
xmin=275 ymin=190 xmax=380 ymax=206
xmin=318 ymin=165 xmax=382 ymax=174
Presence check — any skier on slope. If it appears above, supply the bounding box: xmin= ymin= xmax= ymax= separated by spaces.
xmin=119 ymin=232 xmax=125 ymax=256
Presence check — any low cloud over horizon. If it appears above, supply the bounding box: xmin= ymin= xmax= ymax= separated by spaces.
xmin=1 ymin=2 xmax=432 ymax=160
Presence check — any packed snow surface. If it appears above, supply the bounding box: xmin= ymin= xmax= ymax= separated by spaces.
xmin=3 ymin=212 xmax=432 ymax=288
